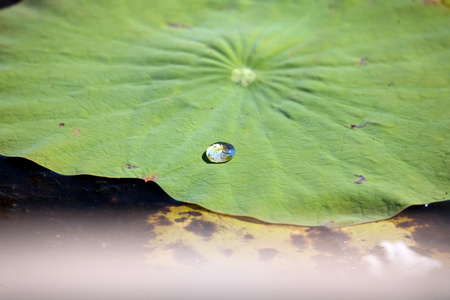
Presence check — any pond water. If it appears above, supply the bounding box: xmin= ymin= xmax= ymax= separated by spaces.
xmin=1 ymin=155 xmax=449 ymax=299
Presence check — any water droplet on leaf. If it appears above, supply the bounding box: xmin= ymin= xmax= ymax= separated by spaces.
xmin=206 ymin=142 xmax=235 ymax=163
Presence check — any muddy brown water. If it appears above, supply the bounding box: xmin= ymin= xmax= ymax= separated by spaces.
xmin=1 ymin=155 xmax=449 ymax=300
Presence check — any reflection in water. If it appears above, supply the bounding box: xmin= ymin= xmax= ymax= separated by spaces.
xmin=365 ymin=241 xmax=442 ymax=277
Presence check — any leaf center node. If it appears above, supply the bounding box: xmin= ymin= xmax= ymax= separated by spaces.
xmin=231 ymin=68 xmax=256 ymax=87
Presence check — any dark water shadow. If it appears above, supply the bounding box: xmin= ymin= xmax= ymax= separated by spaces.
xmin=0 ymin=0 xmax=21 ymax=10
xmin=0 ymin=155 xmax=180 ymax=219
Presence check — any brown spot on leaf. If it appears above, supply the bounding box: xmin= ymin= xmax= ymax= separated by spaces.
xmin=143 ymin=173 xmax=158 ymax=182
xmin=123 ymin=164 xmax=139 ymax=169
xmin=58 ymin=123 xmax=65 ymax=127
xmin=174 ymin=217 xmax=188 ymax=223
xmin=354 ymin=174 xmax=367 ymax=185
xmin=258 ymin=248 xmax=278 ymax=261
xmin=350 ymin=120 xmax=370 ymax=129
xmin=184 ymin=219 xmax=217 ymax=238
xmin=72 ymin=128 xmax=81 ymax=137
xmin=167 ymin=22 xmax=191 ymax=29
xmin=358 ymin=56 xmax=369 ymax=66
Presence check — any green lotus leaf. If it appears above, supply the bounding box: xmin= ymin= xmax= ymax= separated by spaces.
xmin=0 ymin=0 xmax=449 ymax=226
